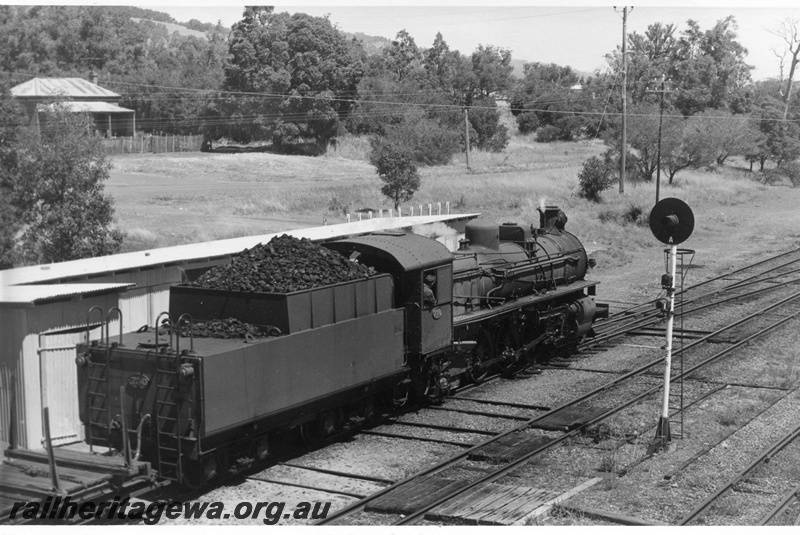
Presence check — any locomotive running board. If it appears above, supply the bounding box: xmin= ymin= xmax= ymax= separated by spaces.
xmin=453 ymin=280 xmax=600 ymax=327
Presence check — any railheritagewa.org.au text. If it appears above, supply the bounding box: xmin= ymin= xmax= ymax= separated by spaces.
xmin=8 ymin=495 xmax=331 ymax=525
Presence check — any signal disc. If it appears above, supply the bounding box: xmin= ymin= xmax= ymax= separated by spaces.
xmin=649 ymin=197 xmax=694 ymax=245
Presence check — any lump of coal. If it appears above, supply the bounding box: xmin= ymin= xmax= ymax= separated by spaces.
xmin=190 ymin=234 xmax=375 ymax=293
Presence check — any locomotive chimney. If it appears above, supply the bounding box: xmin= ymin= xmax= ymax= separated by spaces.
xmin=537 ymin=205 xmax=567 ymax=232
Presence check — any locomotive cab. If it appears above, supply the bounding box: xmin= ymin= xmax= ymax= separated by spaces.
xmin=324 ymin=233 xmax=454 ymax=357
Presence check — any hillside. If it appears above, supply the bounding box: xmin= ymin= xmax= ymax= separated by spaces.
xmin=130 ymin=17 xmax=208 ymax=40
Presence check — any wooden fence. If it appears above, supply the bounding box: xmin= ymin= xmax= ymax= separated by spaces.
xmin=102 ymin=134 xmax=204 ymax=155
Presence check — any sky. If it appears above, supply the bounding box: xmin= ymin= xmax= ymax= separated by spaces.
xmin=145 ymin=1 xmax=800 ymax=81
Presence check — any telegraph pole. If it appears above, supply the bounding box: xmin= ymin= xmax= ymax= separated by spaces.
xmin=655 ymin=76 xmax=671 ymax=204
xmin=619 ymin=6 xmax=629 ymax=194
xmin=464 ymin=106 xmax=471 ymax=170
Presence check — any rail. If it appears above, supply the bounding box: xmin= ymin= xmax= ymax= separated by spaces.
xmin=319 ymin=287 xmax=800 ymax=525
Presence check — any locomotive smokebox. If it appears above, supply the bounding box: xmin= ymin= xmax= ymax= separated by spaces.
xmin=537 ymin=206 xmax=568 ymax=232
xmin=465 ymin=218 xmax=500 ymax=249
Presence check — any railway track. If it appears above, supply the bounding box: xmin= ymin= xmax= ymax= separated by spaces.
xmin=313 ymin=280 xmax=800 ymax=524
xmin=678 ymin=419 xmax=800 ymax=526
xmin=584 ymin=247 xmax=800 ymax=350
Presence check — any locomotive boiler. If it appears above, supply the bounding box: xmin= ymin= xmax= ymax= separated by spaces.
xmin=75 ymin=206 xmax=605 ymax=488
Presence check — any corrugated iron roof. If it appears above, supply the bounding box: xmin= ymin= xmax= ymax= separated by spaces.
xmin=11 ymin=78 xmax=121 ymax=100
xmin=39 ymin=101 xmax=134 ymax=114
xmin=0 ymin=214 xmax=479 ymax=288
xmin=0 ymin=283 xmax=135 ymax=307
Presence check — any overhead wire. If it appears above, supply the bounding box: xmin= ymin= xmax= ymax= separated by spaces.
xmin=3 ymin=68 xmax=799 ymax=129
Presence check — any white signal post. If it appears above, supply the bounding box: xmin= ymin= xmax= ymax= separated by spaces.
xmin=657 ymin=243 xmax=678 ymax=443
xmin=648 ymin=198 xmax=694 ymax=453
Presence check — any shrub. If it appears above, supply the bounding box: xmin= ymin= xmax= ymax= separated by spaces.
xmin=578 ymin=156 xmax=614 ymax=202
xmin=623 ymin=204 xmax=648 ymax=226
xmin=756 ymin=169 xmax=786 ymax=186
xmin=535 ymin=125 xmax=561 ymax=143
xmin=516 ymin=112 xmax=540 ymax=135
xmin=598 ymin=204 xmax=648 ymax=226
xmin=777 ymin=161 xmax=800 ymax=187
xmin=379 ymin=112 xmax=461 ymax=166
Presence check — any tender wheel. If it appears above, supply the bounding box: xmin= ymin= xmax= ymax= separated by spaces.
xmin=181 ymin=458 xmax=213 ymax=490
xmin=300 ymin=411 xmax=339 ymax=444
xmin=254 ymin=437 xmax=269 ymax=460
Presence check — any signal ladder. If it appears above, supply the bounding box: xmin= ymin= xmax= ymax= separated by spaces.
xmin=668 ymin=249 xmax=694 ymax=440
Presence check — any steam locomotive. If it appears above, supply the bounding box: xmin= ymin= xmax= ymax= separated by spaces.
xmin=75 ymin=206 xmax=605 ymax=487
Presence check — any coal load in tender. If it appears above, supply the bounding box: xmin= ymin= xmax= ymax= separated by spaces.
xmin=179 ymin=318 xmax=266 ymax=339
xmin=190 ymin=234 xmax=376 ymax=293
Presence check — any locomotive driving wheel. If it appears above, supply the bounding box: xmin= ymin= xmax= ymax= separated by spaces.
xmin=467 ymin=328 xmax=494 ymax=384
xmin=495 ymin=320 xmax=524 ymax=377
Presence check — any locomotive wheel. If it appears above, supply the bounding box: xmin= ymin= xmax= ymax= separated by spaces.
xmin=424 ymin=375 xmax=448 ymax=404
xmin=496 ymin=322 xmax=523 ymax=377
xmin=467 ymin=329 xmax=494 ymax=384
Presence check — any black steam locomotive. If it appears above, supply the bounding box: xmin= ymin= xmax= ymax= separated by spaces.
xmin=75 ymin=206 xmax=605 ymax=487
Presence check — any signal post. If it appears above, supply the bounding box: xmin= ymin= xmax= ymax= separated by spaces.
xmin=648 ymin=198 xmax=694 ymax=453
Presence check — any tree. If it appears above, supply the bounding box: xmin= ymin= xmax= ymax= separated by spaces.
xmin=663 ymin=115 xmax=718 ymax=182
xmin=751 ymin=91 xmax=800 ymax=168
xmin=510 ymin=62 xmax=604 ymax=140
xmin=0 ymin=82 xmax=26 ymax=268
xmin=771 ymin=17 xmax=800 ymax=119
xmin=383 ymin=29 xmax=421 ymax=82
xmin=369 ymin=143 xmax=421 ymax=210
xmin=423 ymin=32 xmax=455 ymax=90
xmin=671 ymin=17 xmax=753 ymax=114
xmin=603 ymin=17 xmax=753 ymax=115
xmin=692 ymin=110 xmax=759 ymax=166
xmin=470 ymin=45 xmax=513 ymax=100
xmin=3 ymin=103 xmax=123 ymax=265
xmin=467 ymin=96 xmax=509 ymax=152
xmin=222 ymin=7 xmax=365 ymax=150
xmin=603 ymin=103 xmax=683 ymax=182
xmin=624 ymin=23 xmax=678 ymax=105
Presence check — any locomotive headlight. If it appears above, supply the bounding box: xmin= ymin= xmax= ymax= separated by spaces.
xmin=75 ymin=353 xmax=89 ymax=368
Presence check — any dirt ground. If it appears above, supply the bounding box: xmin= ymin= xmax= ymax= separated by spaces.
xmin=588 ymin=188 xmax=800 ymax=312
